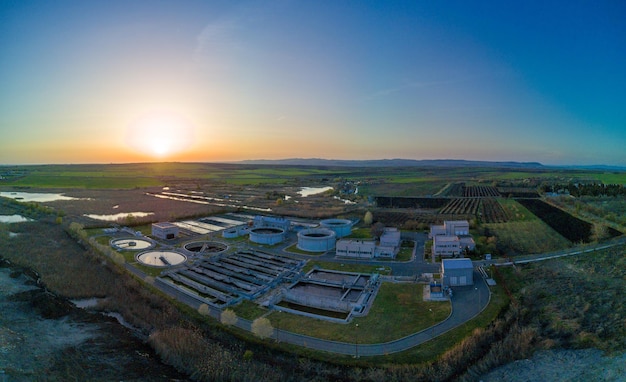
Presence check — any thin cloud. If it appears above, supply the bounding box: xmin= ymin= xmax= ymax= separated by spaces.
xmin=193 ymin=18 xmax=241 ymax=63
xmin=358 ymin=74 xmax=494 ymax=103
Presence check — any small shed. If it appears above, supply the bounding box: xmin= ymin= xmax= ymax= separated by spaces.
xmin=442 ymin=258 xmax=474 ymax=287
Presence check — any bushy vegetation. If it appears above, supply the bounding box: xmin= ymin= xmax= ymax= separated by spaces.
xmin=541 ymin=183 xmax=626 ymax=198
xmin=547 ymin=195 xmax=626 ymax=233
xmin=502 ymin=246 xmax=626 ymax=353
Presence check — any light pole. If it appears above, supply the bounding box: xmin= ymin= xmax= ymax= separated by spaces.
xmin=429 ymin=308 xmax=434 ymax=337
xmin=355 ymin=323 xmax=359 ymax=358
xmin=475 ymin=286 xmax=481 ymax=314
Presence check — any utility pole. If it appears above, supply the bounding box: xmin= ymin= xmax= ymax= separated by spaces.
xmin=429 ymin=308 xmax=434 ymax=337
xmin=354 ymin=323 xmax=359 ymax=358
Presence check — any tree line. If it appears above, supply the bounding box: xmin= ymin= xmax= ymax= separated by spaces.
xmin=541 ymin=183 xmax=626 ymax=197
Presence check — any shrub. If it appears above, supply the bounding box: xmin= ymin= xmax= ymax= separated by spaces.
xmin=251 ymin=317 xmax=273 ymax=339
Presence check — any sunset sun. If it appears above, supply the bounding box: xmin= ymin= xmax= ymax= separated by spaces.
xmin=125 ymin=112 xmax=195 ymax=159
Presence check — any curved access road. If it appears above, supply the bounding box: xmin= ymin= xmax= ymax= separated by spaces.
xmin=232 ymin=271 xmax=489 ymax=356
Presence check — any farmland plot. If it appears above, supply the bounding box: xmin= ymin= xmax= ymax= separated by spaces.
xmin=517 ymin=199 xmax=593 ymax=243
xmin=373 ymin=211 xmax=441 ymax=227
xmin=438 ymin=198 xmax=508 ymax=223
xmin=479 ymin=198 xmax=510 ymax=223
xmin=439 ymin=198 xmax=480 ymax=215
xmin=463 ymin=185 xmax=501 ymax=197
xmin=485 ymin=220 xmax=571 ymax=255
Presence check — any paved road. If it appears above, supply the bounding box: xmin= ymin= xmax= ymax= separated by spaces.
xmin=233 ymin=272 xmax=490 ymax=356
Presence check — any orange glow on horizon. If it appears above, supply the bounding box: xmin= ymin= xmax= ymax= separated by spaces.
xmin=124 ymin=112 xmax=196 ymax=160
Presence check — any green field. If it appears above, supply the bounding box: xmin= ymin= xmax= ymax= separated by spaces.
xmin=485 ymin=198 xmax=572 ymax=255
xmin=268 ymin=283 xmax=450 ymax=344
xmin=2 ymin=162 xmax=625 ymax=191
xmin=498 ymin=198 xmax=536 ymax=221
xmin=0 ymin=163 xmax=352 ymax=189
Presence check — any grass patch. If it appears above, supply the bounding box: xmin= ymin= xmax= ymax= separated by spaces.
xmin=484 ymin=219 xmax=571 ymax=255
xmin=346 ymin=227 xmax=373 ymax=239
xmin=231 ymin=299 xmax=269 ymax=320
xmin=284 ymin=243 xmax=325 ymax=256
xmin=372 ymin=281 xmax=510 ymax=364
xmin=498 ymin=198 xmax=535 ymax=221
xmin=269 ymin=283 xmax=450 ymax=343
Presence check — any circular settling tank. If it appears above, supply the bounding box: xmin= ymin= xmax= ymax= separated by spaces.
xmin=297 ymin=228 xmax=336 ymax=252
xmin=136 ymin=250 xmax=187 ymax=267
xmin=182 ymin=241 xmax=227 ymax=256
xmin=249 ymin=227 xmax=285 ymax=245
xmin=110 ymin=237 xmax=155 ymax=251
xmin=320 ymin=219 xmax=352 ymax=238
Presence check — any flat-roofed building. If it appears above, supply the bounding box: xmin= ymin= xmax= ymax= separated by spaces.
xmin=442 ymin=258 xmax=474 ymax=287
xmin=151 ymin=222 xmax=179 ymax=240
xmin=430 ymin=220 xmax=470 ymax=238
xmin=430 ymin=220 xmax=474 ymax=259
xmin=376 ymin=227 xmax=401 ymax=258
xmin=336 ymin=240 xmax=376 ymax=259
xmin=433 ymin=235 xmax=462 ymax=257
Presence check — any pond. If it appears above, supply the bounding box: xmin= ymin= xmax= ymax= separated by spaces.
xmin=84 ymin=212 xmax=154 ymax=221
xmin=0 ymin=215 xmax=31 ymax=223
xmin=0 ymin=191 xmax=81 ymax=202
xmin=298 ymin=186 xmax=333 ymax=197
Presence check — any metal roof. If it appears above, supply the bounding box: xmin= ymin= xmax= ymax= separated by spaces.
xmin=442 ymin=258 xmax=473 ymax=269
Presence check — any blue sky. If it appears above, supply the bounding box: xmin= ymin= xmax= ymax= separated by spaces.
xmin=1 ymin=1 xmax=624 ymax=165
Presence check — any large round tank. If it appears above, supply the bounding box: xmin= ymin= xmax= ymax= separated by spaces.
xmin=297 ymin=228 xmax=336 ymax=252
xmin=320 ymin=218 xmax=352 ymax=238
xmin=249 ymin=227 xmax=285 ymax=245
xmin=136 ymin=250 xmax=187 ymax=267
xmin=182 ymin=241 xmax=227 ymax=256
xmin=110 ymin=237 xmax=155 ymax=251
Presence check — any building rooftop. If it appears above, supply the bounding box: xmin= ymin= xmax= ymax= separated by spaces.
xmin=152 ymin=222 xmax=178 ymax=229
xmin=442 ymin=258 xmax=473 ymax=269
xmin=435 ymin=235 xmax=460 ymax=242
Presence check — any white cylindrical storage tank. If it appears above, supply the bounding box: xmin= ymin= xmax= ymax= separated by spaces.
xmin=297 ymin=228 xmax=336 ymax=252
xmin=249 ymin=227 xmax=285 ymax=245
xmin=320 ymin=219 xmax=352 ymax=238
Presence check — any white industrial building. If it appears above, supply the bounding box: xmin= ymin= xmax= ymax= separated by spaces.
xmin=336 ymin=240 xmax=376 ymax=258
xmin=442 ymin=258 xmax=474 ymax=287
xmin=430 ymin=220 xmax=475 ymax=259
xmin=336 ymin=227 xmax=402 ymax=259
xmin=151 ymin=222 xmax=179 ymax=240
xmin=376 ymin=227 xmax=401 ymax=258
xmin=430 ymin=220 xmax=470 ymax=238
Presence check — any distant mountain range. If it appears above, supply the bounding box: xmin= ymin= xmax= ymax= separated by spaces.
xmin=234 ymin=158 xmax=546 ymax=168
xmin=232 ymin=158 xmax=626 ymax=171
